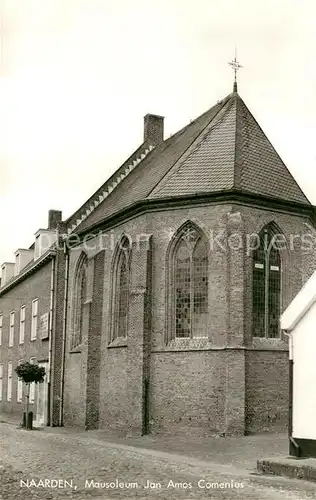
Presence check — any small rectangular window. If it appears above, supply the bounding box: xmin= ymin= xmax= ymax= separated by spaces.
xmin=19 ymin=306 xmax=26 ymax=344
xmin=31 ymin=299 xmax=38 ymax=340
xmin=0 ymin=314 xmax=2 ymax=346
xmin=9 ymin=312 xmax=15 ymax=347
xmin=7 ymin=362 xmax=12 ymax=402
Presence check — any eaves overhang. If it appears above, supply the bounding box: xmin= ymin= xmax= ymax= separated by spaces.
xmin=0 ymin=249 xmax=56 ymax=297
xmin=71 ymin=189 xmax=315 ymax=243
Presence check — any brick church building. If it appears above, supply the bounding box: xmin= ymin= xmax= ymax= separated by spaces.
xmin=1 ymin=83 xmax=316 ymax=435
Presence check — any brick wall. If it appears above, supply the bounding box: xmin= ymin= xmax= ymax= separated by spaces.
xmin=98 ymin=347 xmax=129 ymax=431
xmin=240 ymin=205 xmax=313 ymax=432
xmin=98 ymin=217 xmax=150 ymax=434
xmin=85 ymin=250 xmax=105 ymax=429
xmin=150 ymin=350 xmax=226 ymax=435
xmin=245 ymin=350 xmax=289 ymax=432
xmin=63 ymin=249 xmax=89 ymax=427
xmin=51 ymin=248 xmax=66 ymax=426
xmin=0 ymin=261 xmax=52 ymax=420
xmin=62 ymin=201 xmax=316 ymax=436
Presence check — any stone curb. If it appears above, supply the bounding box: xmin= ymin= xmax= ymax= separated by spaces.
xmin=257 ymin=457 xmax=316 ymax=482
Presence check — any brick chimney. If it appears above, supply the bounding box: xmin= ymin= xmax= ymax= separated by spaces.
xmin=144 ymin=114 xmax=164 ymax=146
xmin=48 ymin=210 xmax=62 ymax=230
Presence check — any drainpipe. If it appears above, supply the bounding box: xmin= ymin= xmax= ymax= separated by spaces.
xmin=284 ymin=330 xmax=300 ymax=457
xmin=59 ymin=241 xmax=69 ymax=427
xmin=47 ymin=257 xmax=55 ymax=426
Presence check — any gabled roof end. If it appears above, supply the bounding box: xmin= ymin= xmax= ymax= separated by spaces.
xmin=281 ymin=270 xmax=316 ymax=332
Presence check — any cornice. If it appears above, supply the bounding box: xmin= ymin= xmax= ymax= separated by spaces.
xmin=71 ymin=189 xmax=315 ymax=242
xmin=0 ymin=250 xmax=56 ymax=297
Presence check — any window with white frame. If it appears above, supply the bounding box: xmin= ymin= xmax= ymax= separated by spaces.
xmin=0 ymin=314 xmax=2 ymax=345
xmin=19 ymin=306 xmax=26 ymax=344
xmin=17 ymin=360 xmax=23 ymax=402
xmin=29 ymin=357 xmax=36 ymax=403
xmin=9 ymin=312 xmax=15 ymax=347
xmin=31 ymin=299 xmax=38 ymax=340
xmin=7 ymin=362 xmax=12 ymax=402
xmin=0 ymin=364 xmax=3 ymax=401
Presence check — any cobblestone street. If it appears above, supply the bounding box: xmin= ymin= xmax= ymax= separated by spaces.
xmin=1 ymin=423 xmax=316 ymax=499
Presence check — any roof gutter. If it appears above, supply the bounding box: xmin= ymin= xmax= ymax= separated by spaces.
xmin=0 ymin=250 xmax=56 ymax=297
xmin=72 ymin=189 xmax=314 ymax=242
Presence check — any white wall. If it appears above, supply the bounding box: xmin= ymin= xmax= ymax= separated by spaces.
xmin=293 ymin=300 xmax=316 ymax=439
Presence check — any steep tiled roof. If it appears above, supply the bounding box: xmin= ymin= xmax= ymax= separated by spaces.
xmin=65 ymin=142 xmax=155 ymax=234
xmin=236 ymin=97 xmax=309 ymax=203
xmin=75 ymin=91 xmax=310 ymax=234
xmin=149 ymin=98 xmax=237 ymax=197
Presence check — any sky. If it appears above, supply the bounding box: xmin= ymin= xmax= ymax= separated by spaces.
xmin=1 ymin=0 xmax=316 ymax=267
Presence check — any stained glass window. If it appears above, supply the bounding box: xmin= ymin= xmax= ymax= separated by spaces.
xmin=252 ymin=226 xmax=281 ymax=338
xmin=173 ymin=225 xmax=208 ymax=339
xmin=112 ymin=237 xmax=130 ymax=340
xmin=175 ymin=240 xmax=191 ymax=338
xmin=116 ymin=251 xmax=129 ymax=338
xmin=72 ymin=254 xmax=88 ymax=349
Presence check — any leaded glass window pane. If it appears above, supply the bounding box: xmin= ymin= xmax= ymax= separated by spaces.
xmin=116 ymin=252 xmax=129 ymax=338
xmin=173 ymin=226 xmax=208 ymax=339
xmin=252 ymin=226 xmax=281 ymax=339
xmin=78 ymin=264 xmax=87 ymax=344
xmin=72 ymin=256 xmax=87 ymax=349
xmin=192 ymin=238 xmax=208 ymax=338
xmin=268 ymin=247 xmax=281 ymax=338
xmin=252 ymin=246 xmax=265 ymax=338
xmin=175 ymin=240 xmax=191 ymax=338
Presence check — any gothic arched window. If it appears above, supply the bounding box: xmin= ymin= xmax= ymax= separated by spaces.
xmin=252 ymin=224 xmax=282 ymax=338
xmin=111 ymin=236 xmax=131 ymax=341
xmin=72 ymin=253 xmax=88 ymax=349
xmin=168 ymin=223 xmax=208 ymax=340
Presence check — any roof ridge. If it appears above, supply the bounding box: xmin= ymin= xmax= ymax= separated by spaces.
xmin=233 ymin=94 xmax=243 ymax=189
xmin=165 ymin=94 xmax=232 ymax=143
xmin=148 ymin=95 xmax=233 ymax=198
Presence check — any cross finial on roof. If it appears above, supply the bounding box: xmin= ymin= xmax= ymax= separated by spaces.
xmin=228 ymin=48 xmax=242 ymax=93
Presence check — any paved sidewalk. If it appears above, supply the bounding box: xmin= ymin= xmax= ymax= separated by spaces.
xmin=0 ymin=412 xmax=22 ymax=426
xmin=44 ymin=426 xmax=289 ymax=472
xmin=1 ymin=422 xmax=315 ymax=499
xmin=0 ymin=412 xmax=288 ymax=472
